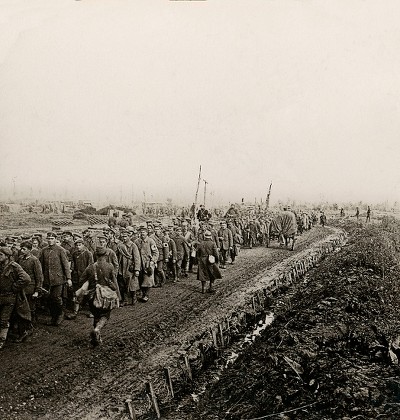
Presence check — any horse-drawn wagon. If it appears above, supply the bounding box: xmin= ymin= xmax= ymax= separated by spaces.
xmin=265 ymin=210 xmax=297 ymax=250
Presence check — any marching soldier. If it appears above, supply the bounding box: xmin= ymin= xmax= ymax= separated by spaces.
xmin=106 ymin=228 xmax=120 ymax=254
xmin=83 ymin=230 xmax=97 ymax=256
xmin=196 ymin=231 xmax=222 ymax=294
xmin=61 ymin=231 xmax=74 ymax=262
xmin=0 ymin=247 xmax=30 ymax=349
xmin=218 ymin=220 xmax=233 ymax=269
xmin=134 ymin=226 xmax=159 ymax=302
xmin=207 ymin=221 xmax=220 ymax=249
xmin=97 ymin=235 xmax=118 ymax=275
xmin=65 ymin=238 xmax=94 ymax=320
xmin=173 ymin=226 xmax=190 ymax=279
xmin=182 ymin=221 xmax=197 ymax=273
xmin=227 ymin=220 xmax=240 ymax=264
xmin=163 ymin=228 xmax=178 ymax=282
xmin=116 ymin=230 xmax=141 ymax=306
xmin=31 ymin=237 xmax=42 ymax=259
xmin=40 ymin=232 xmax=72 ymax=326
xmin=76 ymin=247 xmax=120 ymax=347
xmin=16 ymin=241 xmax=44 ymax=339
xmin=150 ymin=225 xmax=169 ymax=287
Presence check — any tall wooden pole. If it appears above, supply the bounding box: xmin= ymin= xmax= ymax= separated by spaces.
xmin=194 ymin=165 xmax=202 ymax=219
xmin=266 ymin=182 xmax=272 ymax=210
xmin=203 ymin=179 xmax=208 ymax=206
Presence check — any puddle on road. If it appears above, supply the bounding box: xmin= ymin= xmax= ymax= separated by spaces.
xmin=225 ymin=312 xmax=275 ymax=367
xmin=190 ymin=312 xmax=275 ymax=404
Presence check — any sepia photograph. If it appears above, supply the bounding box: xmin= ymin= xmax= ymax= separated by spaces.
xmin=1 ymin=0 xmax=400 ymax=418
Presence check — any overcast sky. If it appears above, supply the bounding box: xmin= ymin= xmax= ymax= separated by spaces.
xmin=1 ymin=0 xmax=400 ymax=206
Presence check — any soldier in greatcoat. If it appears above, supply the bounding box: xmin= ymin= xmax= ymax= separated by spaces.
xmin=83 ymin=230 xmax=97 ymax=256
xmin=173 ymin=226 xmax=190 ymax=279
xmin=16 ymin=241 xmax=44 ymax=339
xmin=218 ymin=220 xmax=233 ymax=269
xmin=40 ymin=232 xmax=72 ymax=326
xmin=0 ymin=247 xmax=31 ymax=349
xmin=227 ymin=220 xmax=240 ymax=264
xmin=31 ymin=237 xmax=42 ymax=259
xmin=134 ymin=226 xmax=159 ymax=302
xmin=97 ymin=235 xmax=118 ymax=275
xmin=163 ymin=228 xmax=178 ymax=282
xmin=150 ymin=225 xmax=169 ymax=287
xmin=116 ymin=230 xmax=141 ymax=305
xmin=196 ymin=231 xmax=222 ymax=294
xmin=65 ymin=238 xmax=94 ymax=320
xmin=106 ymin=228 xmax=121 ymax=254
xmin=76 ymin=247 xmax=120 ymax=347
xmin=61 ymin=231 xmax=74 ymax=262
xmin=182 ymin=222 xmax=197 ymax=273
xmin=207 ymin=221 xmax=221 ymax=249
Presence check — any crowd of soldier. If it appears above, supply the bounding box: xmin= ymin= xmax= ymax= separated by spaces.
xmin=0 ymin=204 xmax=324 ymax=348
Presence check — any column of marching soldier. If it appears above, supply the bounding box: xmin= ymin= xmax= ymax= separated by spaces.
xmin=0 ymin=215 xmax=268 ymax=348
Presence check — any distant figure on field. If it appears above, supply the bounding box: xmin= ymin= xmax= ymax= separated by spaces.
xmin=340 ymin=208 xmax=345 ymax=217
xmin=320 ymin=211 xmax=327 ymax=227
xmin=366 ymin=206 xmax=371 ymax=223
xmin=355 ymin=207 xmax=360 ymax=221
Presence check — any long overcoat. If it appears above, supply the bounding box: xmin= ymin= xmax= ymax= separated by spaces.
xmin=196 ymin=240 xmax=222 ymax=283
xmin=0 ymin=261 xmax=31 ymax=321
xmin=134 ymin=237 xmax=159 ymax=288
xmin=40 ymin=245 xmax=71 ymax=287
xmin=217 ymin=227 xmax=233 ymax=251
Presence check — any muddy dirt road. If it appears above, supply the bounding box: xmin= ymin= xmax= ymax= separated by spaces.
xmin=0 ymin=227 xmax=332 ymax=420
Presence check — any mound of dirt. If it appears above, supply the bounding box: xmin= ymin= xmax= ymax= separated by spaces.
xmin=188 ymin=221 xmax=400 ymax=419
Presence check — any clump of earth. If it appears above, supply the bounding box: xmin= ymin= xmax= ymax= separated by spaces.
xmin=182 ymin=220 xmax=400 ymax=419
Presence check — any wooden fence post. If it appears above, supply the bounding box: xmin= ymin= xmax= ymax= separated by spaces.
xmin=125 ymin=399 xmax=137 ymax=420
xmin=164 ymin=367 xmax=174 ymax=399
xmin=183 ymin=355 xmax=193 ymax=381
xmin=145 ymin=382 xmax=161 ymax=419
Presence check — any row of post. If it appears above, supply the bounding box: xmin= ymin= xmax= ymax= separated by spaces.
xmin=123 ymin=232 xmax=347 ymax=419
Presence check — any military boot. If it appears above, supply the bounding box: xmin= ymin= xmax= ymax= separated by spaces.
xmin=130 ymin=292 xmax=137 ymax=305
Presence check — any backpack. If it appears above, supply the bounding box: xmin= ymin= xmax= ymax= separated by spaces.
xmin=92 ymin=264 xmax=119 ymax=310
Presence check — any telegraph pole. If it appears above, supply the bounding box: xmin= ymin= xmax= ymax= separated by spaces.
xmin=266 ymin=182 xmax=272 ymax=210
xmin=193 ymin=165 xmax=202 ymax=219
xmin=203 ymin=179 xmax=208 ymax=206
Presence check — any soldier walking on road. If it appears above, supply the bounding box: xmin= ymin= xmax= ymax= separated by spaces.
xmin=227 ymin=220 xmax=239 ymax=264
xmin=40 ymin=232 xmax=72 ymax=326
xmin=173 ymin=226 xmax=190 ymax=279
xmin=196 ymin=231 xmax=222 ymax=294
xmin=97 ymin=235 xmax=119 ymax=275
xmin=163 ymin=228 xmax=178 ymax=282
xmin=218 ymin=220 xmax=233 ymax=269
xmin=150 ymin=225 xmax=169 ymax=288
xmin=135 ymin=226 xmax=159 ymax=302
xmin=116 ymin=230 xmax=141 ymax=306
xmin=76 ymin=247 xmax=120 ymax=347
xmin=0 ymin=247 xmax=30 ymax=349
xmin=17 ymin=241 xmax=44 ymax=339
xmin=65 ymin=238 xmax=94 ymax=320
